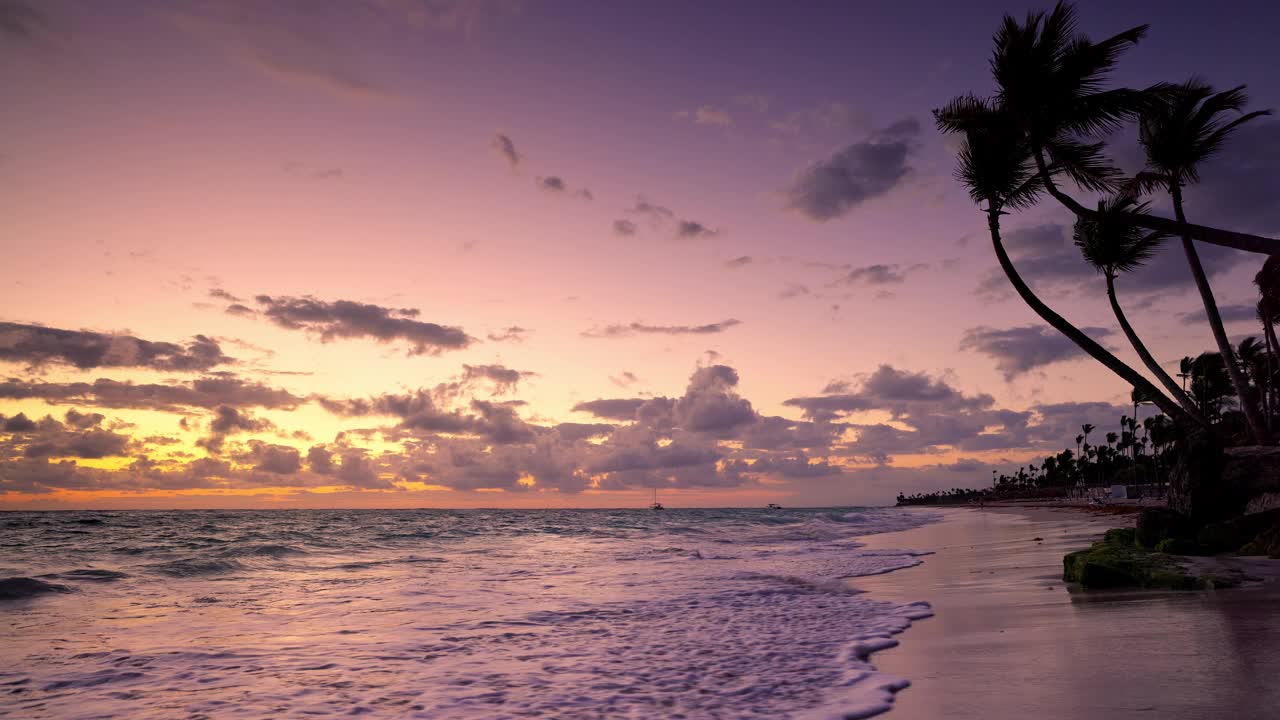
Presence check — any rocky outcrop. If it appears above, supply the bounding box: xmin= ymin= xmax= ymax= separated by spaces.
xmin=1135 ymin=507 xmax=1193 ymax=549
xmin=1169 ymin=436 xmax=1280 ymax=524
xmin=1062 ymin=528 xmax=1240 ymax=590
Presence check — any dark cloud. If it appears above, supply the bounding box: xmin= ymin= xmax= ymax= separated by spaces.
xmin=249 ymin=295 xmax=474 ymax=355
xmin=627 ymin=198 xmax=674 ymax=221
xmin=0 ymin=0 xmax=43 ymax=39
xmin=959 ymin=325 xmax=1114 ymax=381
xmin=1192 ymin=120 xmax=1280 ymax=237
xmin=613 ymin=219 xmax=638 ymax=236
xmin=572 ymin=398 xmax=648 ymax=420
xmin=199 ymin=406 xmax=274 ymax=454
xmin=238 ymin=441 xmax=302 ymax=475
xmin=462 ymin=363 xmax=535 ymax=394
xmin=0 ymin=375 xmax=305 ymax=412
xmin=491 ymin=132 xmax=520 ymax=168
xmin=725 ymin=256 xmax=753 ymax=268
xmin=834 ymin=264 xmax=907 ymax=286
xmin=581 ymin=319 xmax=741 ymax=338
xmin=979 ymin=222 xmax=1252 ymax=299
xmin=0 ymin=322 xmax=232 ymax=371
xmin=610 ymin=371 xmax=640 ymax=388
xmin=486 ymin=326 xmax=529 ymax=343
xmin=1179 ymin=303 xmax=1260 ymax=325
xmin=209 ymin=288 xmax=243 ymax=303
xmin=536 ymin=175 xmax=566 ymax=192
xmin=2 ymin=412 xmax=37 ymax=432
xmin=785 ymin=365 xmax=992 ymax=422
xmin=676 ymin=220 xmax=717 ymax=239
xmin=783 ymin=117 xmax=920 ymax=221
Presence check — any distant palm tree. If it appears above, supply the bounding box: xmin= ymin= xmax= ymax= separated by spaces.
xmin=1178 ymin=356 xmax=1195 ymax=397
xmin=1074 ymin=195 xmax=1205 ymax=425
xmin=967 ymin=1 xmax=1276 ymax=255
xmin=1256 ymin=256 xmax=1280 ymax=429
xmin=1135 ymin=78 xmax=1273 ymax=443
xmin=934 ymin=97 xmax=1187 ymax=420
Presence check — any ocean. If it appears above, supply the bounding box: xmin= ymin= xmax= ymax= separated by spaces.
xmin=1 ymin=508 xmax=937 ymax=719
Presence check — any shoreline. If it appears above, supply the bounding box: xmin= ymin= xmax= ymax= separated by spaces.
xmin=854 ymin=506 xmax=1280 ymax=719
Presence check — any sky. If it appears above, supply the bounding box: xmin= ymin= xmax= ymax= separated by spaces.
xmin=2 ymin=0 xmax=1279 ymax=510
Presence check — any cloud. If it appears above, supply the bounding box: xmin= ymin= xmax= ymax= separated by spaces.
xmin=0 ymin=0 xmax=44 ymax=39
xmin=725 ymin=256 xmax=753 ymax=269
xmin=960 ymin=325 xmax=1114 ymax=380
xmin=771 ymin=102 xmax=871 ymax=136
xmin=581 ymin=319 xmax=742 ymax=338
xmin=613 ymin=219 xmax=638 ymax=236
xmin=834 ymin=264 xmax=908 ymax=286
xmin=491 ymin=132 xmax=520 ymax=168
xmin=676 ymin=220 xmax=717 ymax=239
xmin=0 ymin=322 xmax=233 ymax=372
xmin=783 ymin=117 xmax=920 ymax=221
xmin=536 ymin=175 xmax=566 ymax=192
xmin=627 ymin=198 xmax=674 ymax=221
xmin=690 ymin=105 xmax=732 ymax=126
xmin=462 ymin=363 xmax=535 ymax=394
xmin=779 ymin=283 xmax=810 ymax=300
xmin=979 ymin=222 xmax=1251 ymax=300
xmin=572 ymin=398 xmax=648 ymax=421
xmin=0 ymin=375 xmax=305 ymax=412
xmin=247 ymin=295 xmax=474 ymax=355
xmin=1179 ymin=303 xmax=1259 ymax=325
xmin=733 ymin=94 xmax=770 ymax=113
xmin=1192 ymin=120 xmax=1280 ymax=237
xmin=486 ymin=326 xmax=529 ymax=342
xmin=610 ymin=371 xmax=640 ymax=388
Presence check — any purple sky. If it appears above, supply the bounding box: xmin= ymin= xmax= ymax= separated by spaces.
xmin=1 ymin=0 xmax=1278 ymax=508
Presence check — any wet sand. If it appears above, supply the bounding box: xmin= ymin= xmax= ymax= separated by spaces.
xmin=857 ymin=507 xmax=1280 ymax=719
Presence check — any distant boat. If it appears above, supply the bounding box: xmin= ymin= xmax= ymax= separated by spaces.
xmin=767 ymin=503 xmax=782 ymax=510
xmin=649 ymin=487 xmax=664 ymax=511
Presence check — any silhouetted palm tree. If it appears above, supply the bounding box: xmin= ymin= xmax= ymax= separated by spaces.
xmin=934 ymin=97 xmax=1186 ymax=420
xmin=1256 ymin=256 xmax=1280 ymax=428
xmin=961 ymin=1 xmax=1277 ymax=255
xmin=1074 ymin=195 xmax=1205 ymax=424
xmin=1136 ymin=79 xmax=1273 ymax=443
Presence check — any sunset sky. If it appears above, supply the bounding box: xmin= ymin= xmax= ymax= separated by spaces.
xmin=3 ymin=0 xmax=1279 ymax=509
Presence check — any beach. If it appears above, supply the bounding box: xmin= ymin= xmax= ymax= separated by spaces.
xmin=858 ymin=507 xmax=1280 ymax=719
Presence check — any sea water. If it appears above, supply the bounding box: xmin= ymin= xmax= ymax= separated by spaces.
xmin=0 ymin=508 xmax=936 ymax=719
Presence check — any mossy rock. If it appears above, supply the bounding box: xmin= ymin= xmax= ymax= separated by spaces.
xmin=1103 ymin=527 xmax=1137 ymax=546
xmin=1154 ymin=537 xmax=1204 ymax=555
xmin=1136 ymin=508 xmax=1193 ymax=549
xmin=1239 ymin=525 xmax=1280 ymax=558
xmin=1063 ymin=528 xmax=1219 ymax=591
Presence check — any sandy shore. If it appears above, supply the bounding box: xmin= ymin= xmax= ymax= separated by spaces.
xmin=856 ymin=507 xmax=1280 ymax=719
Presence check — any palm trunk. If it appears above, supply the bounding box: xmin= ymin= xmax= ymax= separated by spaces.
xmin=1171 ymin=184 xmax=1271 ymax=444
xmin=986 ymin=207 xmax=1189 ymax=422
xmin=1105 ymin=274 xmax=1207 ymax=424
xmin=1033 ymin=151 xmax=1278 ymax=255
xmin=1265 ymin=320 xmax=1279 ymax=431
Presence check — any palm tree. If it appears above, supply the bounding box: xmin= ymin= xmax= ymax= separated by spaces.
xmin=1073 ymin=195 xmax=1206 ymax=424
xmin=965 ymin=1 xmax=1278 ymax=255
xmin=935 ymin=97 xmax=1188 ymax=420
xmin=1256 ymin=256 xmax=1280 ymax=428
xmin=1178 ymin=356 xmax=1195 ymax=397
xmin=1136 ymin=78 xmax=1273 ymax=443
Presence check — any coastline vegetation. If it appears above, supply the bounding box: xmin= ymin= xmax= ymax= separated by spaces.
xmin=909 ymin=2 xmax=1280 ymax=588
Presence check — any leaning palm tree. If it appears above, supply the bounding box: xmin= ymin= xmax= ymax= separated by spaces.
xmin=1073 ymin=195 xmax=1207 ymax=424
xmin=1136 ymin=79 xmax=1273 ymax=443
xmin=935 ymin=97 xmax=1188 ymax=421
xmin=953 ymin=2 xmax=1277 ymax=255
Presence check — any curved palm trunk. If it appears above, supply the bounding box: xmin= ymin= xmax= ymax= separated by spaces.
xmin=1171 ymin=185 xmax=1271 ymax=444
xmin=1265 ymin=320 xmax=1279 ymax=430
xmin=1105 ymin=274 xmax=1208 ymax=425
xmin=986 ymin=208 xmax=1189 ymax=422
xmin=1033 ymin=151 xmax=1279 ymax=255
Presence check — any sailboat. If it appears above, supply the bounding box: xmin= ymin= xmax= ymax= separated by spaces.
xmin=649 ymin=487 xmax=664 ymax=511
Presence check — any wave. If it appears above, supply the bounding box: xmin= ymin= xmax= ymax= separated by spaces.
xmin=147 ymin=558 xmax=247 ymax=577
xmin=0 ymin=576 xmax=73 ymax=601
xmin=216 ymin=543 xmax=309 ymax=559
xmin=43 ymin=569 xmax=128 ymax=582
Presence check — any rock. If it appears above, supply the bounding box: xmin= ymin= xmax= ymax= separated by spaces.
xmin=1063 ymin=529 xmax=1199 ymax=590
xmin=1154 ymin=538 xmax=1203 ymax=555
xmin=1135 ymin=508 xmax=1193 ymax=549
xmin=1169 ymin=438 xmax=1280 ymax=524
xmin=1240 ymin=525 xmax=1280 ymax=558
xmin=1197 ymin=509 xmax=1280 ymax=553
